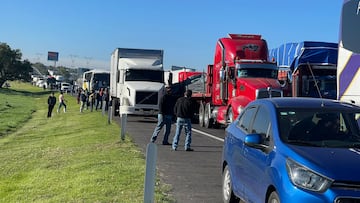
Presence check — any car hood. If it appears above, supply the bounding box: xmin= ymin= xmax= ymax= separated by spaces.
xmin=288 ymin=145 xmax=360 ymax=180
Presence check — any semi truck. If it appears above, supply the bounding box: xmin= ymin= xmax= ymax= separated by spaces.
xmin=193 ymin=34 xmax=283 ymax=128
xmin=110 ymin=48 xmax=164 ymax=116
xmin=269 ymin=41 xmax=338 ymax=99
xmin=337 ymin=0 xmax=360 ymax=107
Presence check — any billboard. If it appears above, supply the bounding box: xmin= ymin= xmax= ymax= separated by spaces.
xmin=48 ymin=51 xmax=59 ymax=61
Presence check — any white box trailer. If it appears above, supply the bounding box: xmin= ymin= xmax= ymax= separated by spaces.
xmin=110 ymin=48 xmax=165 ymax=116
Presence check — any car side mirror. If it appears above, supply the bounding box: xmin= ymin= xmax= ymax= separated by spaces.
xmin=244 ymin=134 xmax=265 ymax=149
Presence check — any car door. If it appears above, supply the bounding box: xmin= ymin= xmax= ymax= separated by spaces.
xmin=242 ymin=105 xmax=274 ymax=202
xmin=226 ymin=105 xmax=258 ymax=197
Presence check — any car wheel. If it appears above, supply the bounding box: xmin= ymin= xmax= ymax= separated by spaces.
xmin=204 ymin=103 xmax=213 ymax=128
xmin=199 ymin=102 xmax=204 ymax=127
xmin=222 ymin=165 xmax=239 ymax=203
xmin=267 ymin=191 xmax=280 ymax=203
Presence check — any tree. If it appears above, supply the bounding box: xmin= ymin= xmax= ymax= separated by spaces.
xmin=0 ymin=43 xmax=32 ymax=87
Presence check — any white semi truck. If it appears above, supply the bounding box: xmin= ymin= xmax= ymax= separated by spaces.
xmin=110 ymin=48 xmax=165 ymax=116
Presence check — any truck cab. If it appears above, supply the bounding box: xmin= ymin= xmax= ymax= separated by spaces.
xmin=197 ymin=34 xmax=283 ymax=128
xmin=110 ymin=48 xmax=164 ymax=116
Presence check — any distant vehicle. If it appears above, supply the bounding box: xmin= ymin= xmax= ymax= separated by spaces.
xmin=60 ymin=82 xmax=71 ymax=92
xmin=337 ymin=0 xmax=360 ymax=106
xmin=222 ymin=97 xmax=360 ymax=203
xmin=82 ymin=70 xmax=110 ymax=92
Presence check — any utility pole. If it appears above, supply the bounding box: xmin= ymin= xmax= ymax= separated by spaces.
xmin=84 ymin=56 xmax=93 ymax=68
xmin=69 ymin=54 xmax=78 ymax=68
xmin=36 ymin=53 xmax=43 ymax=63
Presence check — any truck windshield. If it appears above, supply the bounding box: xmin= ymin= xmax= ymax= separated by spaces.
xmin=303 ymin=76 xmax=337 ymax=99
xmin=237 ymin=68 xmax=278 ymax=79
xmin=125 ymin=69 xmax=164 ymax=83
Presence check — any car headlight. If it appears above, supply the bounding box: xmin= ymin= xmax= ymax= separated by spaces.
xmin=286 ymin=159 xmax=333 ymax=193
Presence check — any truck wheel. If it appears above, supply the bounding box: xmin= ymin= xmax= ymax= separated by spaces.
xmin=199 ymin=102 xmax=205 ymax=127
xmin=204 ymin=103 xmax=213 ymax=128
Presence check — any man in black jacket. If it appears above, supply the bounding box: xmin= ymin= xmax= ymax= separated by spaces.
xmin=171 ymin=89 xmax=195 ymax=151
xmin=47 ymin=92 xmax=57 ymax=117
xmin=150 ymin=85 xmax=176 ymax=145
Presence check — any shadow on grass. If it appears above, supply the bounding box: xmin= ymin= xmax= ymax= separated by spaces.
xmin=0 ymin=87 xmax=52 ymax=97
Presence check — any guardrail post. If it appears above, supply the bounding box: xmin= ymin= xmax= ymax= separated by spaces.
xmin=108 ymin=106 xmax=112 ymax=124
xmin=120 ymin=113 xmax=127 ymax=141
xmin=144 ymin=143 xmax=157 ymax=203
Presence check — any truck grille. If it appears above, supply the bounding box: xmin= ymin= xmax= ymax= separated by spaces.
xmin=135 ymin=91 xmax=158 ymax=105
xmin=256 ymin=89 xmax=283 ymax=99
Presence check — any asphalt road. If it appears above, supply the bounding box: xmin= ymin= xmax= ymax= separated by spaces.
xmin=115 ymin=115 xmax=225 ymax=203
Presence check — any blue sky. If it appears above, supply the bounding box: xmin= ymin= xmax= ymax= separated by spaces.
xmin=1 ymin=0 xmax=343 ymax=71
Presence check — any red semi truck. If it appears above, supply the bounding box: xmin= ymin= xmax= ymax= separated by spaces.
xmin=191 ymin=34 xmax=283 ymax=128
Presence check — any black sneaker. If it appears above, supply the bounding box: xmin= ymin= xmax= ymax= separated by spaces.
xmin=162 ymin=142 xmax=171 ymax=145
xmin=185 ymin=148 xmax=194 ymax=151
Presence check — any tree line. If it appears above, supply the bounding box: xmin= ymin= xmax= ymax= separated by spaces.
xmin=0 ymin=42 xmax=32 ymax=87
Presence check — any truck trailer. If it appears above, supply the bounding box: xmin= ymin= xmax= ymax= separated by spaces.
xmin=194 ymin=34 xmax=283 ymax=128
xmin=337 ymin=0 xmax=360 ymax=107
xmin=269 ymin=41 xmax=338 ymax=99
xmin=110 ymin=48 xmax=164 ymax=116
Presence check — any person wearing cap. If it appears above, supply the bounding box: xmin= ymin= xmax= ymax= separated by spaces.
xmin=150 ymin=84 xmax=176 ymax=145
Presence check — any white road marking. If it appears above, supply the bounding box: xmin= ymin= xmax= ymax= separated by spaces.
xmin=192 ymin=128 xmax=224 ymax=142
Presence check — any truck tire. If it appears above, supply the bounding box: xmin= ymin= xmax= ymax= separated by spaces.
xmin=199 ymin=102 xmax=205 ymax=127
xmin=204 ymin=103 xmax=213 ymax=128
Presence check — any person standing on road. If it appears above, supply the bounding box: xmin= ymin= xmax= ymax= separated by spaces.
xmin=57 ymin=91 xmax=67 ymax=113
xmin=47 ymin=92 xmax=56 ymax=117
xmin=150 ymin=84 xmax=176 ymax=145
xmin=171 ymin=89 xmax=195 ymax=151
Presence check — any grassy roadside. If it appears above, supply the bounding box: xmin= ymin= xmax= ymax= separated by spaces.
xmin=0 ymin=81 xmax=173 ymax=203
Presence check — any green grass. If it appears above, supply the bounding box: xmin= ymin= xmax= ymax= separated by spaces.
xmin=0 ymin=81 xmax=173 ymax=203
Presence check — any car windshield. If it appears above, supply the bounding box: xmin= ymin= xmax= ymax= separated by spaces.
xmin=278 ymin=108 xmax=360 ymax=148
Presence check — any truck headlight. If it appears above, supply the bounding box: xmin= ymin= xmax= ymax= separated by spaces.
xmin=286 ymin=159 xmax=332 ymax=193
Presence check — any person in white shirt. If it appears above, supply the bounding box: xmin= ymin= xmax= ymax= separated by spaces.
xmin=57 ymin=91 xmax=67 ymax=113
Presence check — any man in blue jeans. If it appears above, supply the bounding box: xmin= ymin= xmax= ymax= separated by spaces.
xmin=150 ymin=85 xmax=176 ymax=145
xmin=172 ymin=89 xmax=195 ymax=151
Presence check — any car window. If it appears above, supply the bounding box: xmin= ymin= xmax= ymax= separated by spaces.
xmin=279 ymin=108 xmax=360 ymax=147
xmin=251 ymin=106 xmax=272 ymax=146
xmin=237 ymin=106 xmax=257 ymax=133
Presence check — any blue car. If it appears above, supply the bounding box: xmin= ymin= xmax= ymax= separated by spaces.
xmin=222 ymin=97 xmax=360 ymax=203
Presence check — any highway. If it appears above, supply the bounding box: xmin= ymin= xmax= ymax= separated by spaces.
xmin=115 ymin=115 xmax=225 ymax=203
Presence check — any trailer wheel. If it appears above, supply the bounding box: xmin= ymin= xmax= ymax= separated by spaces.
xmin=199 ymin=102 xmax=205 ymax=127
xmin=204 ymin=103 xmax=213 ymax=128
